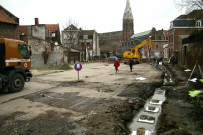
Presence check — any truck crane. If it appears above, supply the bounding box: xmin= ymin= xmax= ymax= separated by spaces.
xmin=123 ymin=37 xmax=152 ymax=64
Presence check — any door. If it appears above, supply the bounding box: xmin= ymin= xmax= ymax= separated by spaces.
xmin=183 ymin=45 xmax=187 ymax=65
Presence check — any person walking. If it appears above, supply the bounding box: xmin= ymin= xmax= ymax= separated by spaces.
xmin=129 ymin=58 xmax=133 ymax=72
xmin=114 ymin=58 xmax=120 ymax=73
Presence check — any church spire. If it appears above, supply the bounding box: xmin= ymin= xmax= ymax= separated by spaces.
xmin=123 ymin=0 xmax=133 ymax=20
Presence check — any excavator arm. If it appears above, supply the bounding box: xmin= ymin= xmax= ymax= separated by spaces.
xmin=123 ymin=37 xmax=152 ymax=64
xmin=133 ymin=37 xmax=152 ymax=59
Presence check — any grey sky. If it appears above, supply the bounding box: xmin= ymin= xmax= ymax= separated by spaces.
xmin=0 ymin=0 xmax=183 ymax=33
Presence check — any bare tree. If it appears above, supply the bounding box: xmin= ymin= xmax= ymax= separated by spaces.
xmin=63 ymin=17 xmax=79 ymax=29
xmin=174 ymin=0 xmax=203 ymax=13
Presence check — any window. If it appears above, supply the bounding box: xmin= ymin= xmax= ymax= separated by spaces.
xmin=83 ymin=35 xmax=88 ymax=40
xmin=52 ymin=32 xmax=55 ymax=37
xmin=196 ymin=20 xmax=201 ymax=27
xmin=169 ymin=34 xmax=173 ymax=43
xmin=73 ymin=33 xmax=77 ymax=39
xmin=87 ymin=42 xmax=90 ymax=48
xmin=18 ymin=44 xmax=29 ymax=59
xmin=64 ymin=34 xmax=67 ymax=39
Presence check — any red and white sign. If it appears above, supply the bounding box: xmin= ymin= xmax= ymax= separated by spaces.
xmin=74 ymin=63 xmax=82 ymax=71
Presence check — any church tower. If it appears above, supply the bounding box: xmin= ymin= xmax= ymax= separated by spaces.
xmin=123 ymin=0 xmax=134 ymax=41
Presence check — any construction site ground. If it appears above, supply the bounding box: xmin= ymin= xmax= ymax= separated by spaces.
xmin=0 ymin=62 xmax=202 ymax=135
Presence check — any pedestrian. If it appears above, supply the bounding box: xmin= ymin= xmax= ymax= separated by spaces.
xmin=170 ymin=55 xmax=175 ymax=66
xmin=129 ymin=58 xmax=133 ymax=72
xmin=114 ymin=58 xmax=120 ymax=73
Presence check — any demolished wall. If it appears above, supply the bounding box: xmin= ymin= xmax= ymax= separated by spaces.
xmin=28 ymin=36 xmax=69 ymax=69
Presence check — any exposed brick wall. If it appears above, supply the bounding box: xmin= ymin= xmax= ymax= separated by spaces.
xmin=0 ymin=22 xmax=20 ymax=39
xmin=182 ymin=42 xmax=203 ymax=69
xmin=99 ymin=35 xmax=122 ymax=53
xmin=149 ymin=40 xmax=168 ymax=57
xmin=100 ymin=44 xmax=114 ymax=52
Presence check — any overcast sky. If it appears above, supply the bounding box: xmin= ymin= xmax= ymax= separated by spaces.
xmin=0 ymin=0 xmax=183 ymax=34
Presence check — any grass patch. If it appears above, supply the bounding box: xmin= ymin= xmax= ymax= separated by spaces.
xmin=38 ymin=64 xmax=73 ymax=70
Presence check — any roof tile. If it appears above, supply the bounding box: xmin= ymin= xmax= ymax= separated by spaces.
xmin=46 ymin=24 xmax=59 ymax=31
xmin=19 ymin=25 xmax=31 ymax=35
xmin=0 ymin=11 xmax=18 ymax=24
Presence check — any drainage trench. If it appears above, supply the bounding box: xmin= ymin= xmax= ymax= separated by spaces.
xmin=128 ymin=66 xmax=173 ymax=135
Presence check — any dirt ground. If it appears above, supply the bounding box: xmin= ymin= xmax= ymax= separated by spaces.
xmin=157 ymin=64 xmax=203 ymax=135
xmin=0 ymin=62 xmax=202 ymax=135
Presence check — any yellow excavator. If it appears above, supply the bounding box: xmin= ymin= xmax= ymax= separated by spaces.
xmin=123 ymin=37 xmax=152 ymax=64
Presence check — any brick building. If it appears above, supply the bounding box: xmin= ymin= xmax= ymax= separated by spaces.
xmin=78 ymin=30 xmax=100 ymax=60
xmin=62 ymin=24 xmax=100 ymax=61
xmin=0 ymin=5 xmax=20 ymax=39
xmin=167 ymin=10 xmax=203 ymax=62
xmin=98 ymin=31 xmax=122 ymax=55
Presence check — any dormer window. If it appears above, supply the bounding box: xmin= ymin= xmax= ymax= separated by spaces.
xmin=196 ymin=20 xmax=201 ymax=27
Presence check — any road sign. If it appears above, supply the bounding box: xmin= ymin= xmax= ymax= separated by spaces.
xmin=74 ymin=63 xmax=82 ymax=71
xmin=74 ymin=63 xmax=82 ymax=81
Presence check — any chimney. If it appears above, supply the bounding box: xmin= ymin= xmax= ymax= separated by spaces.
xmin=35 ymin=18 xmax=39 ymax=25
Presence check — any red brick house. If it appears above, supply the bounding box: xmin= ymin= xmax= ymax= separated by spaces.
xmin=0 ymin=5 xmax=20 ymax=39
xmin=167 ymin=10 xmax=203 ymax=63
xmin=46 ymin=23 xmax=61 ymax=44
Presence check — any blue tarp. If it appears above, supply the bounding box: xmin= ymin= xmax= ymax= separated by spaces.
xmin=108 ymin=56 xmax=117 ymax=59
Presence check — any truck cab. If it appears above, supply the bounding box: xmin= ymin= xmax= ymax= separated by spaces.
xmin=0 ymin=38 xmax=32 ymax=92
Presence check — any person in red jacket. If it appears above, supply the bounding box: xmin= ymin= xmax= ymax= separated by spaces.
xmin=114 ymin=58 xmax=120 ymax=73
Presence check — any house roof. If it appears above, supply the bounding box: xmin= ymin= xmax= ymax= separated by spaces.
xmin=64 ymin=24 xmax=79 ymax=30
xmin=0 ymin=10 xmax=18 ymax=24
xmin=131 ymin=30 xmax=151 ymax=38
xmin=19 ymin=25 xmax=31 ymax=35
xmin=80 ymin=30 xmax=95 ymax=35
xmin=19 ymin=24 xmax=59 ymax=35
xmin=176 ymin=9 xmax=203 ymax=20
xmin=46 ymin=24 xmax=59 ymax=31
xmin=98 ymin=31 xmax=122 ymax=37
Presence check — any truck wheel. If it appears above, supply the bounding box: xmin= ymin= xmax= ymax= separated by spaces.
xmin=9 ymin=73 xmax=25 ymax=93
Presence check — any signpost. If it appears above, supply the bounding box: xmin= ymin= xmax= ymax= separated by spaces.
xmin=74 ymin=63 xmax=82 ymax=81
